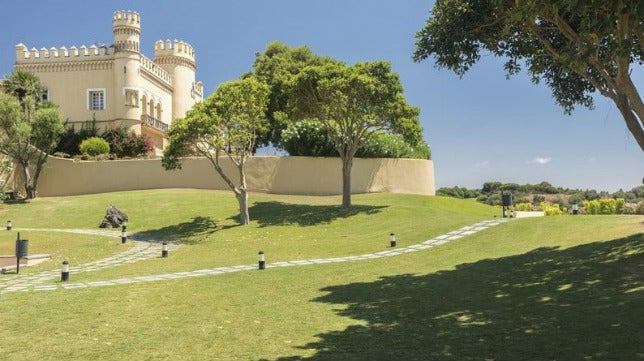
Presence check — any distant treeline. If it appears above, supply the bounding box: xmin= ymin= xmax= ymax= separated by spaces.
xmin=437 ymin=181 xmax=644 ymax=208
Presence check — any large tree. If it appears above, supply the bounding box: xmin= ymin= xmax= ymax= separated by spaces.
xmin=0 ymin=71 xmax=64 ymax=199
xmin=254 ymin=42 xmax=427 ymax=152
xmin=162 ymin=76 xmax=270 ymax=225
xmin=253 ymin=41 xmax=335 ymax=147
xmin=290 ymin=61 xmax=421 ymax=208
xmin=413 ymin=0 xmax=644 ymax=152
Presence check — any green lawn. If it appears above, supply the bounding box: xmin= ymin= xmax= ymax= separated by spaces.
xmin=0 ymin=190 xmax=642 ymax=361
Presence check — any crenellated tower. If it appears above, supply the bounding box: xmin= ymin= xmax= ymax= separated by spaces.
xmin=12 ymin=9 xmax=203 ymax=155
xmin=112 ymin=10 xmax=142 ymax=121
xmin=154 ymin=39 xmax=202 ymax=120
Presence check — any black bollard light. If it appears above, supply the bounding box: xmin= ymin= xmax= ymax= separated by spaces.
xmin=162 ymin=241 xmax=168 ymax=258
xmin=390 ymin=233 xmax=396 ymax=247
xmin=6 ymin=220 xmax=11 ymax=231
xmin=61 ymin=260 xmax=70 ymax=282
xmin=258 ymin=251 xmax=265 ymax=270
xmin=121 ymin=229 xmax=127 ymax=244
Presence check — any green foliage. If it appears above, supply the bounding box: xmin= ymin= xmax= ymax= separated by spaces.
xmin=532 ymin=194 xmax=545 ymax=206
xmin=583 ymin=198 xmax=626 ymax=215
xmin=616 ymin=198 xmax=626 ymax=214
xmin=0 ymin=72 xmax=64 ymax=198
xmin=252 ymin=41 xmax=336 ymax=147
xmin=1 ymin=71 xmax=41 ymax=103
xmin=79 ymin=137 xmax=110 ymax=156
xmin=55 ymin=122 xmax=151 ymax=158
xmin=55 ymin=119 xmax=99 ymax=156
xmin=280 ymin=118 xmax=336 ymax=156
xmin=253 ymin=41 xmax=428 ymax=161
xmin=436 ymin=186 xmax=480 ymax=199
xmin=101 ymin=126 xmax=153 ymax=158
xmin=414 ymin=0 xmax=644 ymax=152
xmin=289 ymin=60 xmax=425 ymax=207
xmin=356 ymin=131 xmax=431 ymax=159
xmin=514 ymin=202 xmax=533 ymax=211
xmin=163 ymin=76 xmax=270 ymax=225
xmin=540 ymin=202 xmax=564 ymax=216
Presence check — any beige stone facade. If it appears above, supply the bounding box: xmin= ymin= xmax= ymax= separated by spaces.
xmin=13 ymin=10 xmax=203 ymax=153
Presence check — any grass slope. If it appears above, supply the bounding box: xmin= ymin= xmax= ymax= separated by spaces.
xmin=0 ymin=190 xmax=642 ymax=361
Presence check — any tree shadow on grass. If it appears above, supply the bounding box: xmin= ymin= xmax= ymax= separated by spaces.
xmin=133 ymin=216 xmax=237 ymax=245
xmin=246 ymin=201 xmax=388 ymax=227
xmin=259 ymin=234 xmax=644 ymax=361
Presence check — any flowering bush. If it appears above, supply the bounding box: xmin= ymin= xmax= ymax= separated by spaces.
xmin=102 ymin=126 xmax=153 ymax=158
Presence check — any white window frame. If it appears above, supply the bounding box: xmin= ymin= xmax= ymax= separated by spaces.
xmin=87 ymin=88 xmax=106 ymax=110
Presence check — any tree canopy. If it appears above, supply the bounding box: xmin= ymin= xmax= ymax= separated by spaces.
xmin=162 ymin=76 xmax=270 ymax=225
xmin=414 ymin=0 xmax=644 ymax=152
xmin=289 ymin=60 xmax=422 ymax=207
xmin=253 ymin=42 xmax=428 ymax=156
xmin=252 ymin=41 xmax=336 ymax=147
xmin=0 ymin=71 xmax=64 ymax=199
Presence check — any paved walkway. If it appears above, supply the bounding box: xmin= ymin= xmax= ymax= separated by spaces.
xmin=0 ymin=219 xmax=507 ymax=294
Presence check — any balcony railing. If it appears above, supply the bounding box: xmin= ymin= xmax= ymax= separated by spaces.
xmin=141 ymin=114 xmax=168 ymax=134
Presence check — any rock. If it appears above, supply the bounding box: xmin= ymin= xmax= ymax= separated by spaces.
xmin=99 ymin=204 xmax=128 ymax=228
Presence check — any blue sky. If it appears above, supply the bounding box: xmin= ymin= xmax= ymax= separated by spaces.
xmin=1 ymin=0 xmax=642 ymax=192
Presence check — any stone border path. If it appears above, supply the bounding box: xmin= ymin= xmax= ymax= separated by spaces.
xmin=0 ymin=219 xmax=507 ymax=294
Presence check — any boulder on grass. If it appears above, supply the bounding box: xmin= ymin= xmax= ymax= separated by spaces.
xmin=99 ymin=204 xmax=128 ymax=228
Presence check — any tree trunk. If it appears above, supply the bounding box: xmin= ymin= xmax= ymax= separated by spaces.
xmin=19 ymin=160 xmax=36 ymax=199
xmin=341 ymin=154 xmax=352 ymax=208
xmin=237 ymin=190 xmax=250 ymax=225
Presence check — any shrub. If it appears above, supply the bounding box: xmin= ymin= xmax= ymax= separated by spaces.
xmin=55 ymin=119 xmax=99 ymax=156
xmin=615 ymin=198 xmax=625 ymax=214
xmin=102 ymin=126 xmax=153 ymax=158
xmin=514 ymin=202 xmax=532 ymax=211
xmin=280 ymin=119 xmax=336 ymax=157
xmin=582 ymin=198 xmax=625 ymax=215
xmin=540 ymin=202 xmax=564 ymax=216
xmin=79 ymin=137 xmax=110 ymax=156
xmin=280 ymin=119 xmax=431 ymax=159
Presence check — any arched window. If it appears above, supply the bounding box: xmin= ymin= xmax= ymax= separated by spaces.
xmin=149 ymin=99 xmax=155 ymax=119
xmin=141 ymin=95 xmax=147 ymax=115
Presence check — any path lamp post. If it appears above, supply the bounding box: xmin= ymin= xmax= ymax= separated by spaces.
xmin=162 ymin=241 xmax=168 ymax=258
xmin=6 ymin=220 xmax=11 ymax=231
xmin=61 ymin=260 xmax=69 ymax=282
xmin=121 ymin=229 xmax=127 ymax=244
xmin=258 ymin=251 xmax=265 ymax=270
xmin=390 ymin=233 xmax=396 ymax=247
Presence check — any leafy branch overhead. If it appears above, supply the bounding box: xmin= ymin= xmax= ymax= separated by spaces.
xmin=414 ymin=0 xmax=644 ymax=152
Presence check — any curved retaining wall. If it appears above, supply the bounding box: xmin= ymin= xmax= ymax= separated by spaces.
xmin=34 ymin=156 xmax=435 ymax=197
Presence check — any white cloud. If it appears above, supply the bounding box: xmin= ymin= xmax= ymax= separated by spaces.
xmin=475 ymin=161 xmax=490 ymax=167
xmin=527 ymin=157 xmax=552 ymax=165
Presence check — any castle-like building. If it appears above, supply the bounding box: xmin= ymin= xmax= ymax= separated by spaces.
xmin=13 ymin=10 xmax=203 ymax=153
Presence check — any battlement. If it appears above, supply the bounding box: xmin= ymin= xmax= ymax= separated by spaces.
xmin=140 ymin=54 xmax=173 ymax=86
xmin=113 ymin=10 xmax=140 ymax=29
xmin=154 ymin=39 xmax=196 ymax=61
xmin=15 ymin=43 xmax=113 ymax=63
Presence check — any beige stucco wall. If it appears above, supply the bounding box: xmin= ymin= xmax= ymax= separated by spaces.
xmin=35 ymin=156 xmax=435 ymax=197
